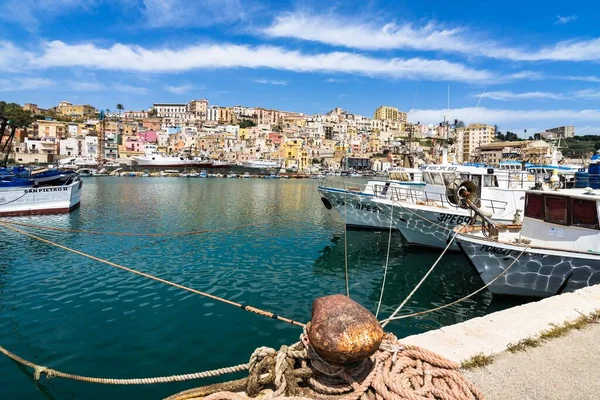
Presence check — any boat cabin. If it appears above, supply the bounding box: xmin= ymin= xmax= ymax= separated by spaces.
xmin=522 ymin=188 xmax=600 ymax=251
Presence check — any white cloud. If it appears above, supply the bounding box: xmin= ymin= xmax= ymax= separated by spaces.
xmin=264 ymin=12 xmax=478 ymax=53
xmin=142 ymin=0 xmax=245 ymax=28
xmin=0 ymin=77 xmax=55 ymax=92
xmin=563 ymin=75 xmax=600 ymax=83
xmin=408 ymin=107 xmax=600 ymax=128
xmin=263 ymin=11 xmax=600 ymax=62
xmin=478 ymin=91 xmax=567 ymax=101
xmin=33 ymin=40 xmax=495 ymax=82
xmin=326 ymin=78 xmax=345 ymax=83
xmin=0 ymin=0 xmax=94 ymax=30
xmin=556 ymin=15 xmax=578 ymax=25
xmin=254 ymin=79 xmax=287 ymax=85
xmin=0 ymin=41 xmax=34 ymax=72
xmin=164 ymin=83 xmax=197 ymax=94
xmin=573 ymin=89 xmax=600 ymax=99
xmin=116 ymin=85 xmax=149 ymax=95
xmin=67 ymin=81 xmax=104 ymax=91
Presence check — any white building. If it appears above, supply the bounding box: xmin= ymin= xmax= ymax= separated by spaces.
xmin=153 ymin=103 xmax=193 ymax=127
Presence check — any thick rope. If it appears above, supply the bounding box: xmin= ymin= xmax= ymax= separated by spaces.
xmin=0 ymin=219 xmax=271 ymax=237
xmin=168 ymin=330 xmax=485 ymax=400
xmin=343 ymin=186 xmax=350 ymax=297
xmin=381 ymin=225 xmax=463 ymax=328
xmin=0 ymin=344 xmax=248 ymax=384
xmin=380 ymin=244 xmax=530 ymax=324
xmin=0 ymin=221 xmax=306 ymax=328
xmin=375 ymin=202 xmax=394 ymax=318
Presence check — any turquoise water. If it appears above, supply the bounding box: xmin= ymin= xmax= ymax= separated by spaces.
xmin=0 ymin=178 xmax=523 ymax=399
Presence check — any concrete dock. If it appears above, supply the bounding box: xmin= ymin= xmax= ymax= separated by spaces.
xmin=463 ymin=322 xmax=600 ymax=399
xmin=401 ymin=284 xmax=600 ymax=399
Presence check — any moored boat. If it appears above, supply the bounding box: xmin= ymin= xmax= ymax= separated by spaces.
xmin=0 ymin=173 xmax=82 ymax=217
xmin=455 ymin=187 xmax=600 ymax=297
xmin=373 ymin=165 xmax=531 ymax=250
xmin=317 ymin=167 xmax=424 ymax=229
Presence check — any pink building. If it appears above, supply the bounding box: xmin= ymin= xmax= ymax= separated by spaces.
xmin=125 ymin=138 xmax=145 ymax=152
xmin=137 ymin=130 xmax=157 ymax=143
xmin=268 ymin=132 xmax=283 ymax=145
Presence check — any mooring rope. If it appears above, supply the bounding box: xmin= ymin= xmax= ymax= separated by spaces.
xmin=0 ymin=329 xmax=484 ymax=400
xmin=380 ymin=244 xmax=530 ymax=324
xmin=381 ymin=225 xmax=463 ymax=328
xmin=168 ymin=329 xmax=485 ymax=400
xmin=0 ymin=344 xmax=248 ymax=384
xmin=343 ymin=187 xmax=350 ymax=297
xmin=0 ymin=221 xmax=306 ymax=327
xmin=375 ymin=202 xmax=394 ymax=318
xmin=0 ymin=219 xmax=271 ymax=237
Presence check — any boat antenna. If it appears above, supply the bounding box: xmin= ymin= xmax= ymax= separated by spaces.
xmin=412 ymin=81 xmax=420 ymax=111
xmin=467 ymin=88 xmax=486 ymax=127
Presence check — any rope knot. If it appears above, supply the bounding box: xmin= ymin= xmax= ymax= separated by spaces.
xmin=34 ymin=366 xmax=50 ymax=381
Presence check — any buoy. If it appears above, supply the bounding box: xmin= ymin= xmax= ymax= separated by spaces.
xmin=307 ymin=294 xmax=384 ymax=365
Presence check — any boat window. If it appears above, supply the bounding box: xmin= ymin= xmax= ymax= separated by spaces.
xmin=442 ymin=173 xmax=455 ymax=185
xmin=544 ymin=196 xmax=568 ymax=225
xmin=432 ymin=173 xmax=444 ymax=185
xmin=460 ymin=173 xmax=470 ymax=181
xmin=524 ymin=193 xmax=543 ymax=220
xmin=483 ymin=175 xmax=499 ymax=187
xmin=572 ymin=199 xmax=599 ymax=229
xmin=422 ymin=173 xmax=433 ymax=184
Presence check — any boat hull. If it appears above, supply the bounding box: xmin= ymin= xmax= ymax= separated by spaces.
xmin=457 ymin=235 xmax=600 ymax=297
xmin=0 ymin=180 xmax=82 ymax=217
xmin=317 ymin=187 xmax=391 ymax=229
xmin=376 ymin=201 xmax=475 ymax=250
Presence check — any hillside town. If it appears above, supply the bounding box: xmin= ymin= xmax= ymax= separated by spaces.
xmin=0 ymin=99 xmax=582 ymax=172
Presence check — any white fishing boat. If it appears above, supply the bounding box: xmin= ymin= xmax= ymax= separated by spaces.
xmin=59 ymin=157 xmax=99 ymax=169
xmin=455 ymin=186 xmax=600 ymax=297
xmin=373 ymin=164 xmax=532 ymax=250
xmin=133 ymin=153 xmax=213 ymax=168
xmin=317 ymin=167 xmax=424 ymax=229
xmin=243 ymin=159 xmax=280 ymax=169
xmin=0 ymin=174 xmax=82 ymax=217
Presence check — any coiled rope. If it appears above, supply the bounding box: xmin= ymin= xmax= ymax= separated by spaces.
xmin=168 ymin=329 xmax=485 ymax=400
xmin=0 ymin=330 xmax=484 ymax=400
xmin=0 ymin=221 xmax=306 ymax=328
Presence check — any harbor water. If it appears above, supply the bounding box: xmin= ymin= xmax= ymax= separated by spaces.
xmin=0 ymin=178 xmax=526 ymax=399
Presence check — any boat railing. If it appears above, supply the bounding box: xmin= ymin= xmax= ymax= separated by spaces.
xmin=373 ymin=185 xmax=508 ymax=215
xmin=318 ymin=178 xmax=369 ymax=194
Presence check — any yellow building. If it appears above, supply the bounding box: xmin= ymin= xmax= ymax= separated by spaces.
xmin=283 ymin=138 xmax=310 ymax=171
xmin=457 ymin=123 xmax=495 ymax=163
xmin=36 ymin=120 xmax=67 ymax=139
xmin=57 ymin=102 xmax=96 ymax=119
xmin=218 ymin=107 xmax=236 ymax=124
xmin=374 ymin=106 xmax=407 ymax=123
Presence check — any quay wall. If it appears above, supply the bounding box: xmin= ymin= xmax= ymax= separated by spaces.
xmin=400 ymin=284 xmax=600 ymax=363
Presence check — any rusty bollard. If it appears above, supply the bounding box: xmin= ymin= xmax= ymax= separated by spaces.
xmin=307 ymin=294 xmax=384 ymax=365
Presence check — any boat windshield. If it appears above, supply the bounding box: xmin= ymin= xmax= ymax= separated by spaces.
xmin=525 ymin=192 xmax=600 ymax=230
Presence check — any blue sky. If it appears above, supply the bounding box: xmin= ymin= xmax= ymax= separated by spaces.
xmin=1 ymin=0 xmax=600 ymax=134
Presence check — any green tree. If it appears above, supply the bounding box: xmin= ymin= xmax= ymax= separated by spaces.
xmin=495 ymin=131 xmax=505 ymax=141
xmin=148 ymin=108 xmax=157 ymax=118
xmin=239 ymin=119 xmax=256 ymax=128
xmin=1 ymin=102 xmax=34 ymax=127
xmin=116 ymin=104 xmax=124 ymax=116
